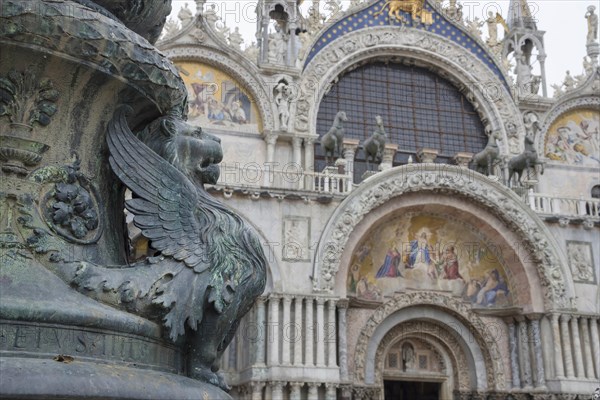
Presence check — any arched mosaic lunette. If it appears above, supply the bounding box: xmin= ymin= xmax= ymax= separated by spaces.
xmin=295 ymin=26 xmax=524 ymax=154
xmin=311 ymin=164 xmax=574 ymax=309
xmin=162 ymin=46 xmax=275 ymax=131
xmin=352 ymin=293 xmax=505 ymax=390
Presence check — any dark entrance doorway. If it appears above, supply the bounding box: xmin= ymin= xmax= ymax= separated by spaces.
xmin=383 ymin=380 xmax=440 ymax=400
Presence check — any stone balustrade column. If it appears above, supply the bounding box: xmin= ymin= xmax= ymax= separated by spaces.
xmin=289 ymin=382 xmax=303 ymax=400
xmin=325 ymin=383 xmax=338 ymax=400
xmin=270 ymin=382 xmax=284 ymax=400
xmin=337 ymin=299 xmax=349 ymax=380
xmin=379 ymin=143 xmax=398 ymax=171
xmin=255 ymin=297 xmax=267 ymax=365
xmin=516 ymin=316 xmax=533 ymax=388
xmin=315 ymin=297 xmax=326 ymax=367
xmin=570 ymin=316 xmax=585 ymax=378
xmin=268 ymin=295 xmax=281 ymax=366
xmin=550 ymin=314 xmax=565 ymax=378
xmin=590 ymin=317 xmax=600 ymax=379
xmin=506 ymin=317 xmax=521 ymax=388
xmin=305 ymin=297 xmax=314 ymax=366
xmin=251 ymin=381 xmax=264 ymax=400
xmin=326 ymin=299 xmax=337 ymax=367
xmin=307 ymin=383 xmax=319 ymax=400
xmin=580 ymin=317 xmax=594 ymax=379
xmin=528 ymin=315 xmax=546 ymax=388
xmin=281 ymin=296 xmax=292 ymax=365
xmin=560 ymin=315 xmax=575 ymax=378
xmin=293 ymin=297 xmax=303 ymax=366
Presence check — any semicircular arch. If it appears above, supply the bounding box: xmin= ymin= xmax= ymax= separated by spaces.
xmin=311 ymin=165 xmax=574 ymax=310
xmin=294 ymin=27 xmax=524 ymax=154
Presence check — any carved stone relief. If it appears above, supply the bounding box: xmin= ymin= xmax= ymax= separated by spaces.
xmin=567 ymin=241 xmax=596 ymax=284
xmin=282 ymin=216 xmax=311 ymax=262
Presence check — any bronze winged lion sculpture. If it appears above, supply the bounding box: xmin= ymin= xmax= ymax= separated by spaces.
xmin=70 ymin=106 xmax=267 ymax=391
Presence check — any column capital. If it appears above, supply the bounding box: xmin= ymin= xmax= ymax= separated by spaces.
xmin=304 ymin=136 xmax=318 ymax=145
xmin=337 ymin=299 xmax=349 ymax=309
xmin=264 ymin=132 xmax=279 ymax=145
xmin=514 ymin=315 xmax=527 ymax=323
xmin=269 ymin=293 xmax=282 ymax=301
xmin=289 ymin=382 xmax=304 ymax=389
xmin=282 ymin=295 xmax=293 ymax=304
xmin=256 ymin=296 xmax=268 ymax=305
xmin=307 ymin=382 xmax=320 ymax=388
xmin=316 ymin=296 xmax=327 ymax=305
xmin=560 ymin=314 xmax=572 ymax=323
xmin=268 ymin=381 xmax=285 ymax=388
xmin=327 ymin=298 xmax=337 ymax=308
xmin=525 ymin=313 xmax=544 ymax=321
xmin=292 ymin=136 xmax=303 ymax=146
xmin=503 ymin=316 xmax=517 ymax=325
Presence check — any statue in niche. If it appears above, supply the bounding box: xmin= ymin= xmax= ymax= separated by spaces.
xmin=402 ymin=343 xmax=415 ymax=371
xmin=515 ymin=54 xmax=533 ymax=96
xmin=275 ymin=82 xmax=291 ymax=130
xmin=363 ymin=115 xmax=387 ymax=170
xmin=228 ymin=27 xmax=244 ymax=50
xmin=320 ymin=111 xmax=348 ymax=165
xmin=178 ymin=3 xmax=194 ymax=27
xmin=70 ymin=106 xmax=268 ymax=391
xmin=268 ymin=25 xmax=287 ymax=64
xmin=585 ymin=6 xmax=598 ymax=44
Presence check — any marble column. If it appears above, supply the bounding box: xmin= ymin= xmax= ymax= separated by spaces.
xmin=590 ymin=317 xmax=600 ymax=379
xmin=570 ymin=316 xmax=585 ymax=378
xmin=338 ymin=299 xmax=349 ymax=380
xmin=293 ymin=297 xmax=303 ymax=366
xmin=325 ymin=383 xmax=338 ymax=400
xmin=289 ymin=382 xmax=303 ymax=400
xmin=560 ymin=315 xmax=575 ymax=378
xmin=517 ymin=316 xmax=532 ymax=388
xmin=270 ymin=382 xmax=284 ymax=400
xmin=580 ymin=317 xmax=594 ymax=379
xmin=550 ymin=314 xmax=565 ymax=378
xmin=304 ymin=137 xmax=317 ymax=190
xmin=282 ymin=296 xmax=292 ymax=365
xmin=264 ymin=133 xmax=278 ymax=186
xmin=315 ymin=297 xmax=326 ymax=367
xmin=292 ymin=137 xmax=304 ymax=190
xmin=255 ymin=297 xmax=267 ymax=365
xmin=342 ymin=139 xmax=359 ymax=191
xmin=307 ymin=383 xmax=319 ymax=400
xmin=327 ymin=299 xmax=337 ymax=367
xmin=507 ymin=318 xmax=521 ymax=388
xmin=268 ymin=295 xmax=281 ymax=366
xmin=305 ymin=297 xmax=314 ymax=366
xmin=251 ymin=381 xmax=264 ymax=400
xmin=528 ymin=315 xmax=546 ymax=388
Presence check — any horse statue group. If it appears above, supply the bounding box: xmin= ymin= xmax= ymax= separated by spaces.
xmin=471 ymin=130 xmax=544 ymax=186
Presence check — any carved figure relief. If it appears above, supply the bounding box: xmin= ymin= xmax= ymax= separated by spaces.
xmin=282 ymin=216 xmax=310 ymax=262
xmin=567 ymin=241 xmax=596 ymax=283
xmin=545 ymin=109 xmax=600 ymax=165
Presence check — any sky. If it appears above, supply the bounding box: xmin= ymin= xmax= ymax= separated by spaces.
xmin=168 ymin=0 xmax=594 ymax=92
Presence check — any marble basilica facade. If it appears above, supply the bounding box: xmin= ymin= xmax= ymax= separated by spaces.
xmin=158 ymin=1 xmax=600 ymax=399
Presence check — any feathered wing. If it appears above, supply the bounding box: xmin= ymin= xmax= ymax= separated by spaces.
xmin=107 ymin=106 xmax=210 ymax=273
xmin=107 ymin=107 xmax=215 ymax=339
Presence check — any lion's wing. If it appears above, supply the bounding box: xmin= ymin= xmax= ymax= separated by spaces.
xmin=107 ymin=106 xmax=210 ymax=273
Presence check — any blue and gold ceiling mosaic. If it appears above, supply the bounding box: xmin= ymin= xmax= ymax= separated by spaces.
xmin=304 ymin=0 xmax=508 ymax=89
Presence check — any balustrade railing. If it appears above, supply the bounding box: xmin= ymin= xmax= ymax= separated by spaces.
xmin=527 ymin=191 xmax=600 ymax=218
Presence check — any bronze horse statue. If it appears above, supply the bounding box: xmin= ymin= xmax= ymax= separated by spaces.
xmin=321 ymin=111 xmax=348 ymax=165
xmin=363 ymin=115 xmax=387 ymax=170
xmin=507 ymin=135 xmax=544 ymax=185
xmin=471 ymin=131 xmax=502 ymax=176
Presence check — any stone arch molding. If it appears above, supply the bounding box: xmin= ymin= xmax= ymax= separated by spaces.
xmin=160 ymin=46 xmax=275 ymax=131
xmin=311 ymin=165 xmax=573 ymax=309
xmin=294 ymin=26 xmax=524 ymax=154
xmin=353 ymin=293 xmax=505 ymax=390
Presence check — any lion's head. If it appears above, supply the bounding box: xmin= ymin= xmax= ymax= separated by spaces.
xmin=136 ymin=116 xmax=223 ymax=185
